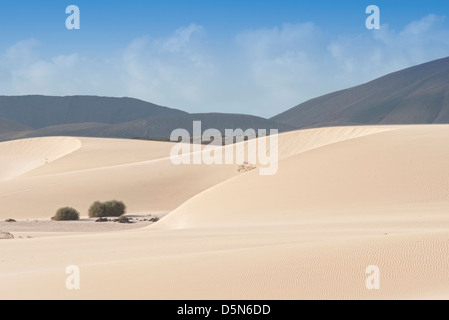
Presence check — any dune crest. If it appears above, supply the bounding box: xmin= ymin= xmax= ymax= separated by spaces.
xmin=0 ymin=137 xmax=81 ymax=181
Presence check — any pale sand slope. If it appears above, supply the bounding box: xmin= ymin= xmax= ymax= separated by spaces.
xmin=0 ymin=137 xmax=81 ymax=181
xmin=159 ymin=125 xmax=449 ymax=228
xmin=1 ymin=125 xmax=449 ymax=299
xmin=0 ymin=137 xmax=239 ymax=219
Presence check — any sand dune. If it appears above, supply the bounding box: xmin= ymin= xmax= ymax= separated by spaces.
xmin=158 ymin=125 xmax=449 ymax=229
xmin=0 ymin=137 xmax=81 ymax=181
xmin=0 ymin=137 xmax=238 ymax=219
xmin=1 ymin=125 xmax=449 ymax=299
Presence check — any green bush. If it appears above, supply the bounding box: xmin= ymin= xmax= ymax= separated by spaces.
xmin=105 ymin=201 xmax=126 ymax=217
xmin=88 ymin=200 xmax=126 ymax=218
xmin=88 ymin=201 xmax=105 ymax=218
xmin=52 ymin=207 xmax=80 ymax=221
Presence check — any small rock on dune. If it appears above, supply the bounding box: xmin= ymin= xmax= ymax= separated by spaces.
xmin=0 ymin=232 xmax=14 ymax=240
xmin=117 ymin=216 xmax=132 ymax=224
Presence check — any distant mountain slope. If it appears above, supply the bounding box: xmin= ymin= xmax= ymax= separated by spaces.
xmin=123 ymin=113 xmax=297 ymax=137
xmin=0 ymin=95 xmax=188 ymax=129
xmin=1 ymin=113 xmax=296 ymax=141
xmin=272 ymin=56 xmax=449 ymax=128
xmin=0 ymin=117 xmax=32 ymax=134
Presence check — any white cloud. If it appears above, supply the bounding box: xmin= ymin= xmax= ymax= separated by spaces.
xmin=4 ymin=38 xmax=39 ymax=63
xmin=161 ymin=23 xmax=204 ymax=55
xmin=328 ymin=14 xmax=449 ymax=80
xmin=118 ymin=24 xmax=217 ymax=108
xmin=1 ymin=16 xmax=449 ymax=117
xmin=401 ymin=14 xmax=444 ymax=35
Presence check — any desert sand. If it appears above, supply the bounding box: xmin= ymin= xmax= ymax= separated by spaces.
xmin=1 ymin=125 xmax=449 ymax=299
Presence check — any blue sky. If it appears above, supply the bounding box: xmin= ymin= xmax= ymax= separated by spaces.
xmin=1 ymin=0 xmax=449 ymax=117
